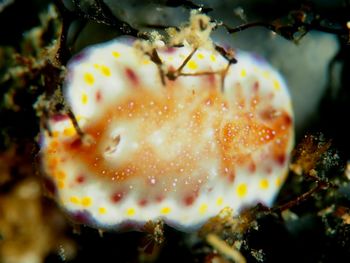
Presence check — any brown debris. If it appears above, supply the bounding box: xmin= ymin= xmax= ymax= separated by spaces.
xmin=290 ymin=134 xmax=332 ymax=178
xmin=0 ymin=169 xmax=75 ymax=263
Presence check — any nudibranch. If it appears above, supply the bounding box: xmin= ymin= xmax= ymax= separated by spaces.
xmin=40 ymin=19 xmax=293 ymax=231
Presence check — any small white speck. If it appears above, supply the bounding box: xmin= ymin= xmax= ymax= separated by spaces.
xmin=150 ymin=178 xmax=156 ymax=185
xmin=58 ymin=245 xmax=66 ymax=261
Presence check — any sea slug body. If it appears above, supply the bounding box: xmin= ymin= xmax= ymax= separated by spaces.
xmin=40 ymin=36 xmax=294 ymax=231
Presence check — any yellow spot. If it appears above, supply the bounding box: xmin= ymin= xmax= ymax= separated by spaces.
xmin=263 ymin=70 xmax=270 ymax=79
xmin=275 ymin=177 xmax=282 ymax=187
xmin=93 ymin=63 xmax=100 ymax=69
xmin=84 ymin=73 xmax=94 ymax=85
xmin=101 ymin=65 xmax=111 ymax=77
xmin=168 ymin=56 xmax=174 ymax=61
xmin=161 ymin=207 xmax=171 ymax=215
xmin=259 ymin=179 xmax=269 ymax=190
xmin=199 ymin=203 xmax=208 ymax=214
xmin=81 ymin=93 xmax=88 ymax=105
xmin=55 ymin=170 xmax=66 ymax=180
xmin=63 ymin=127 xmax=75 ymax=136
xmin=112 ymin=51 xmax=120 ymax=58
xmin=210 ymin=54 xmax=216 ymax=62
xmin=240 ymin=69 xmax=247 ymax=77
xmin=216 ymin=197 xmax=223 ymax=206
xmin=99 ymin=207 xmax=107 ymax=215
xmin=187 ymin=60 xmax=198 ymax=70
xmin=197 ymin=53 xmax=204 ymax=59
xmin=142 ymin=59 xmax=151 ymax=65
xmin=70 ymin=196 xmax=80 ymax=205
xmin=126 ymin=208 xmax=136 ymax=216
xmin=58 ymin=180 xmax=65 ymax=189
xmin=273 ymin=79 xmax=281 ymax=90
xmin=237 ymin=183 xmax=247 ymax=198
xmin=82 ymin=197 xmax=92 ymax=207
xmin=52 ymin=131 xmax=59 ymax=138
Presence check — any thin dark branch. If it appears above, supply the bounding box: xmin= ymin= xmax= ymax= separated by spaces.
xmin=147 ymin=49 xmax=166 ymax=86
xmin=222 ymin=16 xmax=349 ymax=42
xmin=66 ymin=108 xmax=84 ymax=138
xmin=53 ymin=0 xmax=142 ymax=64
xmin=140 ymin=23 xmax=179 ymax=31
xmin=177 ymin=48 xmax=197 ymax=73
xmin=272 ymin=180 xmax=332 ymax=213
xmin=179 ymin=71 xmax=222 ymax=77
xmin=222 ymin=21 xmax=275 ymax=34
